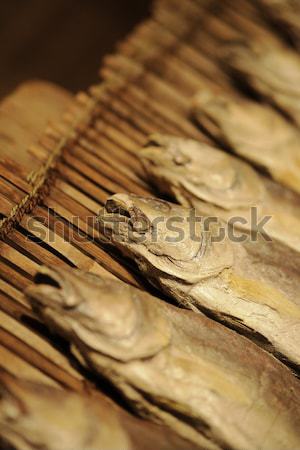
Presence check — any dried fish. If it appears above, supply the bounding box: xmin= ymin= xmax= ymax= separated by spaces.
xmin=98 ymin=193 xmax=300 ymax=369
xmin=257 ymin=0 xmax=300 ymax=47
xmin=225 ymin=42 xmax=300 ymax=126
xmin=139 ymin=134 xmax=300 ymax=253
xmin=26 ymin=266 xmax=300 ymax=450
xmin=141 ymin=134 xmax=265 ymax=210
xmin=0 ymin=370 xmax=130 ymax=450
xmin=193 ymin=91 xmax=300 ymax=194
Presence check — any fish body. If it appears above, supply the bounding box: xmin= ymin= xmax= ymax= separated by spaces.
xmin=225 ymin=43 xmax=300 ymax=127
xmin=257 ymin=0 xmax=300 ymax=47
xmin=98 ymin=194 xmax=300 ymax=369
xmin=26 ymin=266 xmax=300 ymax=450
xmin=0 ymin=370 xmax=130 ymax=450
xmin=140 ymin=133 xmax=300 ymax=255
xmin=193 ymin=91 xmax=300 ymax=195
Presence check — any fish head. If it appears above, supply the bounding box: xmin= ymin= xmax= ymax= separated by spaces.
xmin=98 ymin=193 xmax=233 ymax=285
xmin=26 ymin=266 xmax=171 ymax=362
xmin=0 ymin=371 xmax=102 ymax=450
xmin=141 ymin=134 xmax=263 ymax=210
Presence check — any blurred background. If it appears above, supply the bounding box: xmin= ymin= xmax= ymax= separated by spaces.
xmin=0 ymin=0 xmax=151 ymax=99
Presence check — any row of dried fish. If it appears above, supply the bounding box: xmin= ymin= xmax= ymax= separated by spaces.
xmin=141 ymin=134 xmax=300 ymax=252
xmin=104 ymin=0 xmax=300 ymax=196
xmin=23 ymin=266 xmax=300 ymax=450
xmin=0 ymin=369 xmax=199 ymax=450
xmin=2 ymin=1 xmax=300 ymax=448
xmin=98 ymin=191 xmax=300 ymax=370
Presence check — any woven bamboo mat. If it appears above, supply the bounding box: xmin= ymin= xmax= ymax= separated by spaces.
xmin=0 ymin=0 xmax=299 ymax=444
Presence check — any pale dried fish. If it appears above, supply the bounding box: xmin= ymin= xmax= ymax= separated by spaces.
xmin=225 ymin=42 xmax=300 ymax=126
xmin=141 ymin=134 xmax=265 ymax=210
xmin=0 ymin=370 xmax=130 ymax=450
xmin=26 ymin=266 xmax=300 ymax=450
xmin=257 ymin=0 xmax=300 ymax=47
xmin=139 ymin=134 xmax=300 ymax=253
xmin=98 ymin=194 xmax=300 ymax=369
xmin=193 ymin=91 xmax=300 ymax=194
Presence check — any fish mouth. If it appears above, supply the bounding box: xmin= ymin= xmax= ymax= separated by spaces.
xmin=35 ymin=267 xmax=62 ymax=289
xmin=145 ymin=133 xmax=165 ymax=148
xmin=99 ymin=194 xmax=152 ymax=236
xmin=26 ymin=266 xmax=67 ymax=310
xmin=105 ymin=194 xmax=133 ymax=220
xmin=102 ymin=194 xmax=135 ymax=220
xmin=139 ymin=147 xmax=160 ymax=166
xmin=142 ymin=133 xmax=176 ymax=161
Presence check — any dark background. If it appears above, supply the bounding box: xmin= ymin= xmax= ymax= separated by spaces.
xmin=0 ymin=0 xmax=150 ymax=99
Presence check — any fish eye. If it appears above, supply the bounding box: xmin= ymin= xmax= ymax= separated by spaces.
xmin=173 ymin=153 xmax=190 ymax=166
xmin=106 ymin=200 xmax=131 ymax=218
xmin=129 ymin=216 xmax=150 ymax=233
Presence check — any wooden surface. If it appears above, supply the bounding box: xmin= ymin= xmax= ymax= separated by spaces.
xmin=0 ymin=81 xmax=72 ymax=171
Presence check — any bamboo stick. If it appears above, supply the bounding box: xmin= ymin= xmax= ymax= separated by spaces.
xmin=0 ymin=325 xmax=84 ymax=391
xmin=78 ymin=136 xmax=147 ymax=186
xmin=56 ymin=179 xmax=103 ymax=214
xmin=0 ymin=278 xmax=28 ymax=310
xmin=0 ymin=308 xmax=82 ymax=380
xmin=101 ymin=56 xmax=190 ymax=112
xmin=0 ymin=345 xmax=59 ymax=387
xmin=0 ymin=241 xmax=39 ymax=277
xmin=0 ymin=186 xmax=120 ymax=283
xmin=0 ymin=258 xmax=31 ymax=291
xmin=101 ymin=83 xmax=206 ymax=140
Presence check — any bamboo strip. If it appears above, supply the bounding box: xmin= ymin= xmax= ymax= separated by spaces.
xmin=38 ymin=133 xmax=133 ymax=195
xmin=5 ymin=229 xmax=70 ymax=270
xmin=101 ymin=56 xmax=190 ymax=112
xmin=0 ymin=308 xmax=82 ymax=380
xmin=1 ymin=163 xmax=140 ymax=286
xmin=56 ymin=179 xmax=100 ymax=214
xmin=118 ymin=23 xmax=224 ymax=94
xmin=95 ymin=90 xmax=166 ymax=136
xmin=0 ymin=346 xmax=59 ymax=387
xmin=132 ymin=20 xmax=233 ymax=88
xmin=0 ymin=257 xmax=31 ymax=291
xmin=95 ymin=109 xmax=146 ymax=146
xmin=0 ymin=241 xmax=39 ymax=277
xmin=0 ymin=325 xmax=84 ymax=391
xmin=101 ymin=83 xmax=206 ymax=140
xmin=103 ymin=89 xmax=185 ymax=137
xmin=30 ymin=145 xmax=108 ymax=206
xmin=0 ymin=278 xmax=28 ymax=309
xmin=34 ymin=206 xmax=139 ymax=286
xmin=1 ymin=189 xmax=111 ymax=281
xmin=57 ymin=162 xmax=108 ymax=204
xmin=93 ymin=118 xmax=141 ymax=154
xmin=63 ymin=152 xmax=128 ymax=195
xmin=0 ymin=191 xmax=93 ymax=275
xmin=0 ymin=162 xmax=145 ymax=288
xmin=69 ymin=144 xmax=150 ymax=196
xmin=78 ymin=135 xmax=146 ymax=186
